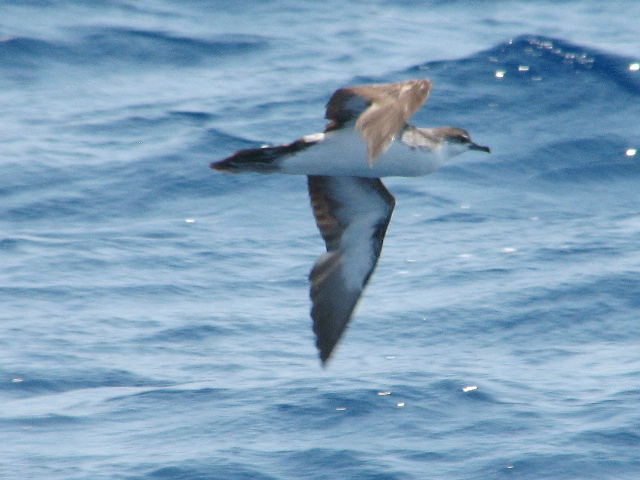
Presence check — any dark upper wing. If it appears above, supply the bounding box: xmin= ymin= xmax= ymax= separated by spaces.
xmin=307 ymin=175 xmax=395 ymax=365
xmin=324 ymin=79 xmax=432 ymax=165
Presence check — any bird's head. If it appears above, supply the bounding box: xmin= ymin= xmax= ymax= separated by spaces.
xmin=436 ymin=126 xmax=491 ymax=157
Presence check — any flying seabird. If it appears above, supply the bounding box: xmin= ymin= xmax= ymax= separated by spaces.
xmin=211 ymin=79 xmax=490 ymax=365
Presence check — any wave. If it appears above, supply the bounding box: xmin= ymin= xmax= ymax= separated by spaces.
xmin=0 ymin=28 xmax=268 ymax=73
xmin=0 ymin=367 xmax=159 ymax=398
xmin=406 ymin=36 xmax=640 ymax=186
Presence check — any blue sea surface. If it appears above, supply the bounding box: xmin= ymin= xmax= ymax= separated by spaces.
xmin=1 ymin=1 xmax=640 ymax=479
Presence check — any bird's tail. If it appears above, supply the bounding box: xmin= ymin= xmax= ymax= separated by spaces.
xmin=211 ymin=136 xmax=317 ymax=173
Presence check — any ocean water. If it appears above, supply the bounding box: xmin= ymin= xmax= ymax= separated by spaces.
xmin=1 ymin=1 xmax=640 ymax=479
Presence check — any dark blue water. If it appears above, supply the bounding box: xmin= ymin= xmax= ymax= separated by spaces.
xmin=2 ymin=1 xmax=640 ymax=479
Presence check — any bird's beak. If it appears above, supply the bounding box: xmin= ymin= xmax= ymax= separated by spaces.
xmin=469 ymin=143 xmax=491 ymax=153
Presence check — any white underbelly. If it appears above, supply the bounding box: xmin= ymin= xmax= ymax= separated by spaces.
xmin=279 ymin=130 xmax=445 ymax=178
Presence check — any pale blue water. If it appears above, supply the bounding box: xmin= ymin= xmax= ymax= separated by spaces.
xmin=1 ymin=1 xmax=640 ymax=479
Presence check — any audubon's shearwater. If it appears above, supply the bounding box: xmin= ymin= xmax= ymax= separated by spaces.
xmin=211 ymin=79 xmax=490 ymax=365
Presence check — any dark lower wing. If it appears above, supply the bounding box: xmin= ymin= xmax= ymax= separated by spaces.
xmin=307 ymin=175 xmax=395 ymax=364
